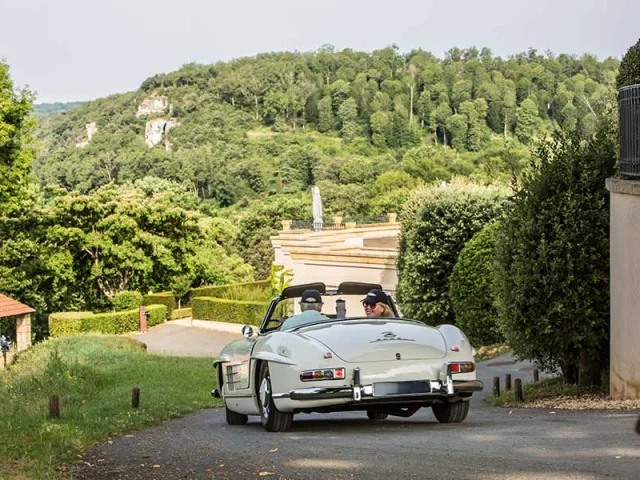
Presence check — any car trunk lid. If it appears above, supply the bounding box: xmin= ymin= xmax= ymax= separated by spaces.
xmin=298 ymin=319 xmax=447 ymax=362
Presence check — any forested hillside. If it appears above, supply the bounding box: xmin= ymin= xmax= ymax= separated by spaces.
xmin=33 ymin=101 xmax=84 ymax=116
xmin=34 ymin=46 xmax=618 ymax=209
xmin=30 ymin=46 xmax=619 ymax=279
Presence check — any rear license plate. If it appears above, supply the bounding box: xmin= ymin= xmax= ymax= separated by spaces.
xmin=373 ymin=381 xmax=431 ymax=396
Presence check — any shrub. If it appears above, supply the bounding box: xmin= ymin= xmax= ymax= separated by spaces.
xmin=617 ymin=38 xmax=640 ymax=89
xmin=191 ymin=297 xmax=269 ymax=326
xmin=142 ymin=292 xmax=176 ymax=319
xmin=112 ymin=291 xmax=143 ymax=311
xmin=49 ymin=305 xmax=167 ymax=336
xmin=397 ymin=179 xmax=509 ymax=325
xmin=495 ymin=121 xmax=616 ymax=386
xmin=171 ymin=308 xmax=192 ymax=320
xmin=191 ymin=280 xmax=271 ymax=302
xmin=449 ymin=221 xmax=504 ymax=346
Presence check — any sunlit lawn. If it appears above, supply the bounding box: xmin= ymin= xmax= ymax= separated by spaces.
xmin=0 ymin=335 xmax=222 ymax=479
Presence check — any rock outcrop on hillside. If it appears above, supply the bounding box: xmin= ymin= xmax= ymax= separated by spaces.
xmin=75 ymin=122 xmax=98 ymax=148
xmin=145 ymin=118 xmax=179 ymax=148
xmin=136 ymin=93 xmax=168 ymax=118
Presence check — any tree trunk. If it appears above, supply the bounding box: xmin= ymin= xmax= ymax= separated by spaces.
xmin=504 ymin=113 xmax=508 ymax=138
xmin=443 ymin=127 xmax=447 ymax=146
xmin=254 ymin=94 xmax=259 ymax=120
xmin=560 ymin=362 xmax=579 ymax=384
xmin=579 ymin=349 xmax=602 ymax=388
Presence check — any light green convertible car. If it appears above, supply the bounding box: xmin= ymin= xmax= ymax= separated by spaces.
xmin=212 ymin=282 xmax=483 ymax=432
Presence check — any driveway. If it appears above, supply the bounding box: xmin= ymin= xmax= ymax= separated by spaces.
xmin=132 ymin=319 xmax=242 ymax=357
xmin=74 ymin=343 xmax=640 ymax=480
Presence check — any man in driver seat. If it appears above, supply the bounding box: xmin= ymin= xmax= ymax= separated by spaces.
xmin=279 ymin=289 xmax=329 ymax=330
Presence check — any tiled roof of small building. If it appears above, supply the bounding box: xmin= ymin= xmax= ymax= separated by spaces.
xmin=0 ymin=294 xmax=35 ymax=318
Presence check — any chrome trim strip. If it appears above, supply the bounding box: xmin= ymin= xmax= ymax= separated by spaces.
xmin=223 ymin=393 xmax=254 ymax=399
xmin=285 ymin=378 xmax=483 ymax=401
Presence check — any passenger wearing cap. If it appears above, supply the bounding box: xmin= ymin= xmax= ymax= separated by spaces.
xmin=279 ymin=289 xmax=329 ymax=330
xmin=362 ymin=289 xmax=394 ymax=317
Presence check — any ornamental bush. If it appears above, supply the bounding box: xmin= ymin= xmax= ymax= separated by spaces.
xmin=448 ymin=221 xmax=504 ymax=346
xmin=397 ymin=179 xmax=509 ymax=325
xmin=494 ymin=120 xmax=616 ymax=386
xmin=190 ymin=279 xmax=271 ymax=301
xmin=617 ymin=38 xmax=640 ymax=89
xmin=112 ymin=290 xmax=143 ymax=312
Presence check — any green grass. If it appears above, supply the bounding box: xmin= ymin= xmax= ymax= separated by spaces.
xmin=0 ymin=335 xmax=222 ymax=479
xmin=484 ymin=375 xmax=607 ymax=407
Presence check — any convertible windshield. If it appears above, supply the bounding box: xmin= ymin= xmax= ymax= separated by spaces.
xmin=262 ymin=292 xmax=398 ymax=333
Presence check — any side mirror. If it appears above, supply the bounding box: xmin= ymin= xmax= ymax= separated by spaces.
xmin=242 ymin=325 xmax=254 ymax=338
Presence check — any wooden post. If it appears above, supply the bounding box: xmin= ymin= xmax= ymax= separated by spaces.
xmin=505 ymin=373 xmax=512 ymax=390
xmin=514 ymin=379 xmax=524 ymax=402
xmin=533 ymin=369 xmax=539 ymax=382
xmin=492 ymin=376 xmax=500 ymax=397
xmin=132 ymin=387 xmax=140 ymax=408
xmin=49 ymin=395 xmax=60 ymax=418
xmin=139 ymin=306 xmax=147 ymax=333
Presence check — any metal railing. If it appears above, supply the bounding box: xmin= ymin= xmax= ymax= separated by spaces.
xmin=620 ymin=84 xmax=640 ymax=177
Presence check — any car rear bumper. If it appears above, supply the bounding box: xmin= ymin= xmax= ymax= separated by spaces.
xmin=274 ymin=379 xmax=483 ymax=401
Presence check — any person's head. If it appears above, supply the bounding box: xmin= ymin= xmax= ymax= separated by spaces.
xmin=299 ymin=289 xmax=323 ymax=312
xmin=361 ymin=289 xmax=392 ymax=317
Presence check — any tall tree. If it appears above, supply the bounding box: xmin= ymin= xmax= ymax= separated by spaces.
xmin=0 ymin=61 xmax=35 ymax=210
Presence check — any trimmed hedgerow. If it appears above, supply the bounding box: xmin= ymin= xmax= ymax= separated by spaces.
xmin=191 ymin=297 xmax=268 ymax=326
xmin=142 ymin=292 xmax=176 ymax=319
xmin=49 ymin=305 xmax=167 ymax=336
xmin=448 ymin=221 xmax=504 ymax=346
xmin=112 ymin=291 xmax=143 ymax=312
xmin=170 ymin=308 xmax=192 ymax=320
xmin=397 ymin=180 xmax=509 ymax=326
xmin=190 ymin=279 xmax=271 ymax=301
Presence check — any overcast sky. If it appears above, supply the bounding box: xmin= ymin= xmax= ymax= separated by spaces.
xmin=1 ymin=0 xmax=638 ymax=103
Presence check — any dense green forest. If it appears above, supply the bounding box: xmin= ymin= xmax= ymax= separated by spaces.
xmin=0 ymin=46 xmax=621 ymax=337
xmin=31 ymin=46 xmax=618 ymax=274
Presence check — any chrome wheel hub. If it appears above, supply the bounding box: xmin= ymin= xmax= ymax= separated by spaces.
xmin=260 ymin=376 xmax=271 ymax=420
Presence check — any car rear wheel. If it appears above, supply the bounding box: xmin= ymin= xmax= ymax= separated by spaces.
xmin=432 ymin=400 xmax=470 ymax=423
xmin=258 ymin=362 xmax=293 ymax=432
xmin=366 ymin=410 xmax=389 ymax=420
xmin=225 ymin=403 xmax=248 ymax=425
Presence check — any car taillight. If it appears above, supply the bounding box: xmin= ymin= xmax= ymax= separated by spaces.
xmin=450 ymin=362 xmax=475 ymax=374
xmin=300 ymin=368 xmax=346 ymax=381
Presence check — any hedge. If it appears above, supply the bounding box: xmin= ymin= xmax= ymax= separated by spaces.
xmin=190 ymin=279 xmax=271 ymax=301
xmin=113 ymin=290 xmax=143 ymax=311
xmin=397 ymin=180 xmax=509 ymax=325
xmin=171 ymin=308 xmax=192 ymax=320
xmin=617 ymin=37 xmax=640 ymax=89
xmin=49 ymin=304 xmax=167 ymax=337
xmin=448 ymin=221 xmax=504 ymax=346
xmin=142 ymin=292 xmax=176 ymax=319
xmin=191 ymin=297 xmax=269 ymax=326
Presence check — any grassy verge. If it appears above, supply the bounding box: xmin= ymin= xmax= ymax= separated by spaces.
xmin=484 ymin=376 xmax=608 ymax=407
xmin=0 ymin=335 xmax=222 ymax=479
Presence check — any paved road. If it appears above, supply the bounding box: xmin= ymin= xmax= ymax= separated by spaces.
xmin=74 ymin=348 xmax=640 ymax=480
xmin=132 ymin=320 xmax=241 ymax=357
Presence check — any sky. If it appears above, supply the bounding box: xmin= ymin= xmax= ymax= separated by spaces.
xmin=1 ymin=0 xmax=638 ymax=103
